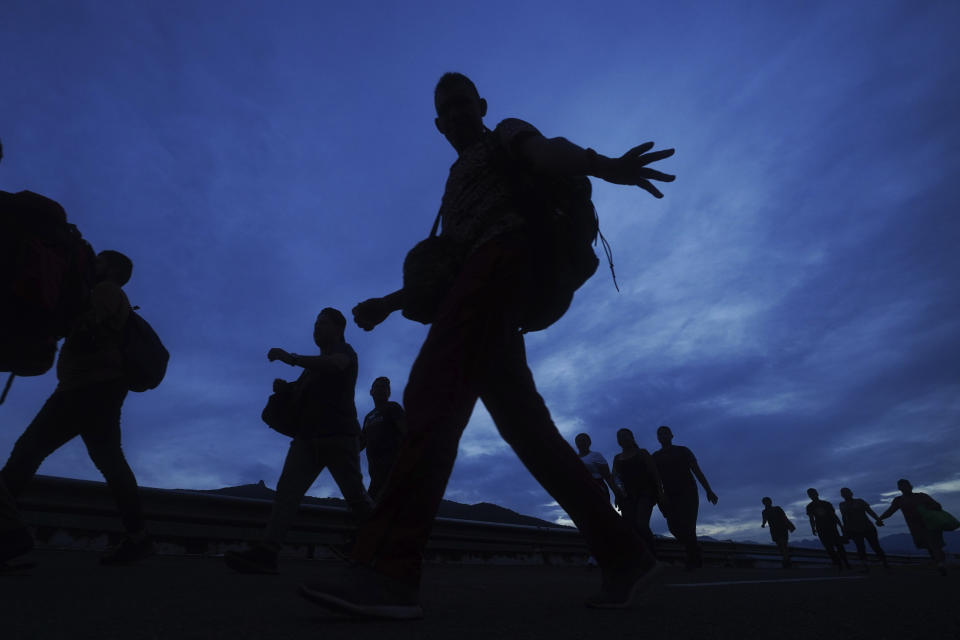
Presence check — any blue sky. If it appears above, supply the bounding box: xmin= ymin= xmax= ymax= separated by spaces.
xmin=2 ymin=0 xmax=958 ymax=542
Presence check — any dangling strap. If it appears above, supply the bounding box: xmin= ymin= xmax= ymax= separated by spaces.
xmin=429 ymin=210 xmax=442 ymax=238
xmin=598 ymin=227 xmax=619 ymax=292
xmin=0 ymin=373 xmax=14 ymax=405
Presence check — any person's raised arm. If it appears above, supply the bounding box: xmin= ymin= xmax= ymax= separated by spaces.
xmin=516 ymin=134 xmax=675 ymax=198
xmin=761 ymin=511 xmax=768 ymax=529
xmin=353 ymin=289 xmax=404 ymax=331
xmin=267 ymin=348 xmax=350 ymax=373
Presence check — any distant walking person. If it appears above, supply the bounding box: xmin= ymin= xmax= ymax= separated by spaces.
xmin=574 ymin=433 xmax=618 ymax=503
xmin=1 ymin=251 xmax=151 ymax=565
xmin=838 ymin=488 xmax=888 ymax=572
xmin=805 ymin=488 xmax=850 ymax=571
xmin=877 ymin=478 xmax=948 ymax=576
xmin=298 ymin=72 xmax=676 ymax=618
xmin=652 ymin=426 xmax=718 ymax=569
xmin=361 ymin=377 xmax=406 ymax=502
xmin=611 ymin=429 xmax=664 ymax=554
xmin=225 ymin=308 xmax=373 ymax=574
xmin=760 ymin=497 xmax=796 ymax=568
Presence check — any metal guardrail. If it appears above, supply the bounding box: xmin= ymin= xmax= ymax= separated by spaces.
xmin=16 ymin=475 xmax=934 ymax=567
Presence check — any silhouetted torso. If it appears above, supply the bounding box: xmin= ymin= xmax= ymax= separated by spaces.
xmin=439 ymin=119 xmax=540 ymax=255
xmin=652 ymin=445 xmax=696 ymax=497
xmin=56 ymin=281 xmax=130 ymax=390
xmin=890 ymin=492 xmax=939 ymax=531
xmin=615 ymin=451 xmax=657 ymax=498
xmin=296 ymin=341 xmax=360 ymax=437
xmin=806 ymin=499 xmax=841 ymax=539
xmin=839 ymin=498 xmax=875 ymax=533
xmin=762 ymin=506 xmax=790 ymax=539
xmin=363 ymin=401 xmax=405 ymax=459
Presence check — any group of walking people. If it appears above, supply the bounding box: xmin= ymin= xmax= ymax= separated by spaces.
xmin=761 ymin=480 xmax=951 ymax=576
xmin=575 ymin=425 xmax=719 ymax=570
xmin=1 ymin=69 xmax=951 ymax=626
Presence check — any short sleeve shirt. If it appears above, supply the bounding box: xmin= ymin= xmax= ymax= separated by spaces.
xmin=890 ymin=493 xmax=940 ymax=530
xmin=806 ymin=499 xmax=839 ymax=531
xmin=362 ymin=401 xmax=406 ymax=459
xmin=763 ymin=506 xmax=791 ymax=537
xmin=579 ymin=451 xmax=609 ymax=480
xmin=296 ymin=342 xmax=360 ymax=437
xmin=652 ymin=446 xmax=697 ymax=496
xmin=839 ymin=498 xmax=875 ymax=533
xmin=438 ymin=118 xmax=542 ymax=255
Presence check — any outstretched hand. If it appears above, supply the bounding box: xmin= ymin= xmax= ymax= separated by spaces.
xmin=596 ymin=142 xmax=675 ymax=198
xmin=353 ymin=297 xmax=391 ymax=331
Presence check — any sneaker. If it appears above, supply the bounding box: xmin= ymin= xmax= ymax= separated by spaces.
xmin=0 ymin=526 xmax=34 ymax=564
xmin=585 ymin=557 xmax=663 ymax=609
xmin=299 ymin=564 xmax=423 ymax=620
xmin=224 ymin=545 xmax=278 ymax=574
xmin=100 ymin=533 xmax=152 ymax=565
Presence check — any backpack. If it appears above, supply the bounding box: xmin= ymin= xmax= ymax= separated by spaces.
xmin=399 ymin=123 xmax=616 ymax=331
xmin=1 ymin=190 xmax=96 ymax=377
xmin=497 ymin=139 xmax=616 ymax=333
xmin=122 ymin=307 xmax=169 ymax=392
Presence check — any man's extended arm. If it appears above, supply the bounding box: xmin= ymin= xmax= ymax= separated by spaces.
xmin=516 ymin=135 xmax=675 ymax=198
xmin=877 ymin=498 xmax=901 ymax=521
xmin=353 ymin=289 xmax=405 ymax=331
xmin=690 ymin=460 xmax=718 ymax=505
xmin=268 ymin=348 xmax=350 ymax=372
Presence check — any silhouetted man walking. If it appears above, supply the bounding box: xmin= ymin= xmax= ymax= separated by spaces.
xmin=652 ymin=425 xmax=717 ymax=569
xmin=878 ymin=478 xmax=948 ymax=575
xmin=611 ymin=428 xmax=664 ymax=554
xmin=760 ymin=497 xmax=795 ymax=568
xmin=298 ymin=72 xmax=676 ymax=618
xmin=361 ymin=376 xmax=406 ymax=502
xmin=805 ymin=488 xmax=850 ymax=571
xmin=1 ymin=251 xmax=151 ymax=565
xmin=839 ymin=487 xmax=888 ymax=572
xmin=225 ymin=308 xmax=373 ymax=574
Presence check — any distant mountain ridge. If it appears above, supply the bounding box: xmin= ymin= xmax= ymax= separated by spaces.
xmin=190 ymin=480 xmax=568 ymax=529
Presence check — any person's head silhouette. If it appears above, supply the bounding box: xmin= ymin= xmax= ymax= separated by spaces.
xmin=807 ymin=488 xmax=819 ymax=501
xmin=314 ymin=307 xmax=346 ymax=347
xmin=656 ymin=425 xmax=673 ymax=447
xmin=840 ymin=487 xmax=853 ymax=500
xmin=371 ymin=376 xmax=391 ymax=405
xmin=762 ymin=497 xmax=773 ymax=507
xmin=897 ymin=478 xmax=913 ymax=495
xmin=616 ymin=428 xmax=637 ymax=449
xmin=434 ymin=72 xmax=488 ymax=154
xmin=574 ymin=433 xmax=592 ymax=454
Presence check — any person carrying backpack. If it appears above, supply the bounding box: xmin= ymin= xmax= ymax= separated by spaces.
xmin=1 ymin=250 xmax=153 ymax=565
xmin=298 ymin=72 xmax=676 ymax=619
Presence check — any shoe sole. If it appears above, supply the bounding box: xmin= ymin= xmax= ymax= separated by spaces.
xmin=586 ymin=561 xmax=664 ymax=610
xmin=298 ymin=584 xmax=423 ymax=620
xmin=223 ymin=552 xmax=278 ymax=575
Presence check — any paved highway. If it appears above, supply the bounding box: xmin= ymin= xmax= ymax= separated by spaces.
xmin=2 ymin=550 xmax=957 ymax=639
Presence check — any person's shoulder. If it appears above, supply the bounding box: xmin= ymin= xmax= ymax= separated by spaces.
xmin=493 ymin=118 xmax=542 ymax=148
xmin=388 ymin=401 xmax=405 ymax=417
xmin=339 ymin=342 xmax=359 ymax=359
